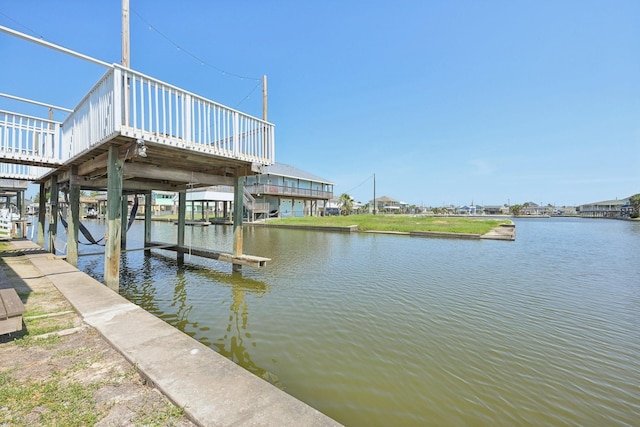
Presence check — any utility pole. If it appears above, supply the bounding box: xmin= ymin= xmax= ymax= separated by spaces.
xmin=262 ymin=75 xmax=268 ymax=121
xmin=372 ymin=173 xmax=376 ymax=215
xmin=122 ymin=0 xmax=130 ymax=67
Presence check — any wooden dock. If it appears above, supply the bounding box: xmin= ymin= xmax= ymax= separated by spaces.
xmin=149 ymin=242 xmax=269 ymax=268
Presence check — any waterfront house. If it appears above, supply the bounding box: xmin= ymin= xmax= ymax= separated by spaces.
xmin=244 ymin=163 xmax=334 ymax=218
xmin=579 ymin=197 xmax=629 ymax=218
xmin=482 ymin=205 xmax=510 ymax=215
xmin=182 ymin=186 xmax=234 ymax=222
xmin=459 ymin=205 xmax=477 ymax=215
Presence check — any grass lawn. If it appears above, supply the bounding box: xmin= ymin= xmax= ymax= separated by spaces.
xmin=265 ymin=214 xmax=511 ymax=235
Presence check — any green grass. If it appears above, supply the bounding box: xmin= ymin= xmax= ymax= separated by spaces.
xmin=266 ymin=214 xmax=510 ymax=235
xmin=0 ymin=371 xmax=102 ymax=426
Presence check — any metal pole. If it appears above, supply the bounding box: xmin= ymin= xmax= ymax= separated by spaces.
xmin=0 ymin=25 xmax=111 ymax=68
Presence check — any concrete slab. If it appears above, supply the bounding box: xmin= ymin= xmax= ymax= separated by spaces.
xmin=15 ymin=240 xmax=341 ymax=427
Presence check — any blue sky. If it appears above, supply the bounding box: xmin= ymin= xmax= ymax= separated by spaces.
xmin=1 ymin=1 xmax=638 ymax=207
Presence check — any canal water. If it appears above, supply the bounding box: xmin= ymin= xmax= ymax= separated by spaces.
xmin=52 ymin=217 xmax=640 ymax=426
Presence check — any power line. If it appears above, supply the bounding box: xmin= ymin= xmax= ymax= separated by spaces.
xmin=340 ymin=174 xmax=375 ymax=196
xmin=0 ymin=11 xmax=44 ymax=39
xmin=130 ymin=8 xmax=260 ymax=82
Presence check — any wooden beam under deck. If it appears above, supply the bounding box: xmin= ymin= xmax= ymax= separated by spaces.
xmin=37 ymin=135 xmax=262 ymax=189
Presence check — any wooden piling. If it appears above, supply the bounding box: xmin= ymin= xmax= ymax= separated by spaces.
xmin=177 ymin=191 xmax=186 ymax=264
xmin=37 ymin=182 xmax=46 ymax=246
xmin=48 ymin=175 xmax=58 ymax=254
xmin=67 ymin=166 xmax=80 ymax=266
xmin=105 ymin=145 xmax=123 ymax=292
xmin=144 ymin=191 xmax=152 ymax=253
xmin=232 ymin=176 xmax=244 ymax=272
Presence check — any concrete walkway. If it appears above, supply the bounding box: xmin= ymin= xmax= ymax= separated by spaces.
xmin=4 ymin=239 xmax=341 ymax=427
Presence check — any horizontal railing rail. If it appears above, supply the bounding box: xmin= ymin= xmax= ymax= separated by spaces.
xmin=250 ymin=183 xmax=333 ymax=200
xmin=117 ymin=65 xmax=274 ymax=165
xmin=5 ymin=64 xmax=274 ymax=180
xmin=0 ymin=110 xmax=63 ymax=166
xmin=0 ymin=163 xmax=52 ymax=181
xmin=62 ymin=67 xmax=119 ymax=161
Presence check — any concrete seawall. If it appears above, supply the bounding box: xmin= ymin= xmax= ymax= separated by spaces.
xmin=251 ymin=222 xmax=516 ymax=241
xmin=5 ymin=240 xmax=342 ymax=427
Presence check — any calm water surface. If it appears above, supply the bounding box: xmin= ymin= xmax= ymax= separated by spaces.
xmin=66 ymin=217 xmax=640 ymax=426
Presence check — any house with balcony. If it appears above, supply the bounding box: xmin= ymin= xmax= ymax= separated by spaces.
xmin=371 ymin=196 xmax=408 ymax=214
xmin=579 ymin=197 xmax=629 ymax=218
xmin=244 ymin=163 xmax=333 ymax=218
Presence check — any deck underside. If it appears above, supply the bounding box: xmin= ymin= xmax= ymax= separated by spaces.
xmin=40 ymin=135 xmax=261 ymax=193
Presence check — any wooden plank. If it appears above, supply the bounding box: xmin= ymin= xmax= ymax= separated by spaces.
xmin=0 ymin=294 xmax=6 ymax=318
xmin=0 ymin=287 xmax=24 ymax=334
xmin=148 ymin=242 xmax=269 ymax=268
xmin=0 ymin=288 xmax=25 ymax=317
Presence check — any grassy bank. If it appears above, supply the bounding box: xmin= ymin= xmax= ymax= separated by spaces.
xmin=265 ymin=214 xmax=511 ymax=235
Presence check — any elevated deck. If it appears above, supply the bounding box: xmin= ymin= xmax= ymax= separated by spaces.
xmin=0 ymin=63 xmax=275 ymax=289
xmin=1 ymin=64 xmax=274 ymax=190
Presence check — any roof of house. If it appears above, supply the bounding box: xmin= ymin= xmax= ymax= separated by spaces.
xmin=581 ymin=198 xmax=627 ymax=207
xmin=262 ymin=163 xmax=333 ymax=184
xmin=374 ymin=195 xmax=398 ymax=203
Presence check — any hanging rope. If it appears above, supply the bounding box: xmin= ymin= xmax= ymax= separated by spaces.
xmin=59 ymin=211 xmax=104 ymax=246
xmin=127 ymin=195 xmax=139 ymax=231
xmin=58 ymin=191 xmax=140 ymax=246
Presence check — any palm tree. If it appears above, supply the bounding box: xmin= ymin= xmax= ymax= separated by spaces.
xmin=339 ymin=193 xmax=353 ymax=215
xmin=510 ymin=204 xmax=522 ymax=216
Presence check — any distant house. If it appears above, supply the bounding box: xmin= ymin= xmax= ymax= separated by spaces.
xmin=579 ymin=198 xmax=629 ymax=218
xmin=370 ymin=196 xmax=408 ymax=214
xmin=88 ymin=163 xmax=334 ymax=221
xmin=483 ymin=205 xmax=509 ymax=215
xmin=459 ymin=205 xmax=477 ymax=215
xmin=244 ymin=163 xmax=334 ymax=218
xmin=79 ymin=196 xmax=98 ymax=218
xmin=182 ymin=187 xmax=234 ymax=222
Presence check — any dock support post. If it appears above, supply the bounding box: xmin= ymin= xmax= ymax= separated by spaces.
xmin=144 ymin=191 xmax=152 ymax=253
xmin=37 ymin=182 xmax=46 ymax=246
xmin=177 ymin=191 xmax=186 ymax=264
xmin=105 ymin=145 xmax=123 ymax=292
xmin=48 ymin=175 xmax=58 ymax=254
xmin=16 ymin=190 xmax=25 ymax=237
xmin=121 ymin=194 xmax=128 ymax=249
xmin=67 ymin=166 xmax=80 ymax=267
xmin=232 ymin=176 xmax=244 ymax=272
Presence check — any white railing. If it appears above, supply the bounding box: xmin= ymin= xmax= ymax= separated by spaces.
xmin=0 ymin=110 xmax=62 ymax=165
xmin=62 ymin=68 xmax=120 ymax=161
xmin=0 ymin=163 xmax=53 ymax=180
xmin=63 ymin=65 xmax=275 ymax=165
xmin=0 ymin=177 xmax=29 ymax=190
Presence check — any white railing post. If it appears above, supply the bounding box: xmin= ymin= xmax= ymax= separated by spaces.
xmin=233 ymin=111 xmax=239 ymax=157
xmin=113 ymin=67 xmax=122 ymax=132
xmin=184 ymin=94 xmax=192 ymax=144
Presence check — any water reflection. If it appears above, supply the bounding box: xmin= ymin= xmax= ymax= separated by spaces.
xmin=117 ymin=250 xmax=281 ymax=388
